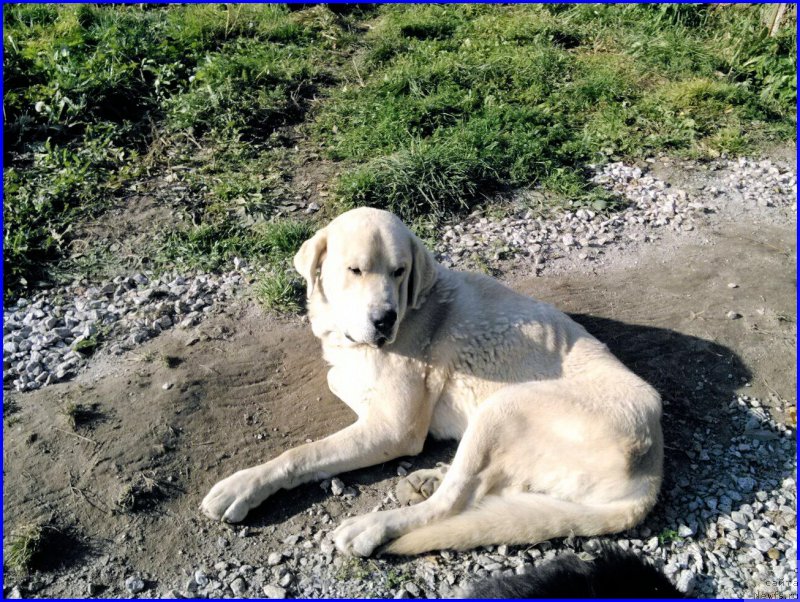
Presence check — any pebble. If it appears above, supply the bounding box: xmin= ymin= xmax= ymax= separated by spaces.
xmin=726 ymin=311 xmax=742 ymax=320
xmin=330 ymin=478 xmax=345 ymax=496
xmin=262 ymin=585 xmax=287 ymax=598
xmin=124 ymin=576 xmax=145 ymax=593
xmin=230 ymin=577 xmax=247 ymax=595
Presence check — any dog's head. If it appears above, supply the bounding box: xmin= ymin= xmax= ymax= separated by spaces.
xmin=293 ymin=207 xmax=437 ymax=348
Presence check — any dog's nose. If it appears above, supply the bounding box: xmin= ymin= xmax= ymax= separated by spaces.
xmin=372 ymin=309 xmax=397 ymax=334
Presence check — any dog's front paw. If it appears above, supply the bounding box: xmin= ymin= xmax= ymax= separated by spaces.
xmin=332 ymin=513 xmax=389 ymax=557
xmin=201 ymin=469 xmax=261 ymax=523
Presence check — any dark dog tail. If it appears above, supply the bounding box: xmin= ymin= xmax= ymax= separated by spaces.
xmin=460 ymin=543 xmax=684 ymax=599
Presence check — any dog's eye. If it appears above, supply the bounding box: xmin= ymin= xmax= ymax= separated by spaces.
xmin=393 ymin=267 xmax=405 ymax=278
xmin=349 ymin=267 xmax=362 ymax=276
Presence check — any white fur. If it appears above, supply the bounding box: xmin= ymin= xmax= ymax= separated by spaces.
xmin=200 ymin=207 xmax=663 ymax=556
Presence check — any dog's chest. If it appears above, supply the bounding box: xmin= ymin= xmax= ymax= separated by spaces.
xmin=428 ymin=372 xmax=500 ymax=440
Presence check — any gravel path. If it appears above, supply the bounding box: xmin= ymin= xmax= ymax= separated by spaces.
xmin=3 ymin=155 xmax=797 ymax=599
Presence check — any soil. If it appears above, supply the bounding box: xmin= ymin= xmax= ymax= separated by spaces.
xmin=3 ymin=150 xmax=796 ymax=598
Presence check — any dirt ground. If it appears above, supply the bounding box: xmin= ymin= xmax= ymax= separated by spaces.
xmin=3 ymin=153 xmax=797 ymax=598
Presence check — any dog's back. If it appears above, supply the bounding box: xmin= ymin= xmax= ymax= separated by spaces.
xmin=461 ymin=545 xmax=683 ymax=598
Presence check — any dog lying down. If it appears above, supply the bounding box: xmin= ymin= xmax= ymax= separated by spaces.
xmin=460 ymin=544 xmax=683 ymax=598
xmin=201 ymin=207 xmax=664 ymax=556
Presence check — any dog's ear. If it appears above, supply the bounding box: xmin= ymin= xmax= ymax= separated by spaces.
xmin=293 ymin=228 xmax=328 ymax=298
xmin=408 ymin=232 xmax=437 ymax=310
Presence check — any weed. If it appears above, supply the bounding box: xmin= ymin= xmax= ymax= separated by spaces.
xmin=385 ymin=568 xmax=413 ymax=590
xmin=335 ymin=557 xmax=373 ymax=581
xmin=3 ymin=399 xmax=21 ymax=419
xmin=61 ymin=402 xmax=99 ymax=429
xmin=5 ymin=524 xmax=43 ymax=574
xmin=256 ymin=269 xmax=305 ymax=315
xmin=162 ymin=355 xmax=182 ymax=369
xmin=133 ymin=351 xmax=158 ymax=364
xmin=116 ymin=473 xmax=163 ymax=513
xmin=73 ymin=335 xmax=101 ymax=356
xmin=658 ymin=528 xmax=683 ymax=545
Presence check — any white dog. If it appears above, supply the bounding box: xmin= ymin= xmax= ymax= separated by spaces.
xmin=201 ymin=207 xmax=663 ymax=556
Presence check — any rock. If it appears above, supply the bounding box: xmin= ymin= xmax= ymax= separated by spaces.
xmin=262 ymin=584 xmax=287 ymax=598
xmin=331 ymin=478 xmax=345 ymax=496
xmin=195 ymin=570 xmax=209 ymax=587
xmin=125 ymin=576 xmax=145 ymax=593
xmin=675 ymin=570 xmax=695 ymax=594
xmin=162 ymin=382 xmax=174 ymax=390
xmin=754 ymin=539 xmax=773 ymax=553
xmin=230 ymin=577 xmax=247 ymax=595
xmin=678 ymin=524 xmax=694 ymax=538
xmin=404 ymin=582 xmax=421 ymax=597
xmin=267 ymin=552 xmax=284 ymax=566
xmin=278 ymin=572 xmax=293 ymax=587
xmin=726 ymin=311 xmax=742 ymax=320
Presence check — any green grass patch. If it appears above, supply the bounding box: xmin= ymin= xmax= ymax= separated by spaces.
xmin=3 ymin=3 xmax=795 ymax=304
xmin=3 ymin=3 xmax=360 ymax=300
xmin=316 ymin=3 xmax=795 ymax=223
xmin=658 ymin=528 xmax=684 ymax=545
xmin=253 ymin=220 xmax=316 ymax=314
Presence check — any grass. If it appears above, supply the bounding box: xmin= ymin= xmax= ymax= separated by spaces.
xmin=5 ymin=524 xmax=44 ymax=574
xmin=253 ymin=220 xmax=316 ymax=313
xmin=61 ymin=401 xmax=100 ymax=429
xmin=3 ymin=4 xmax=795 ymax=304
xmin=658 ymin=528 xmax=684 ymax=545
xmin=316 ymin=4 xmax=795 ymax=227
xmin=162 ymin=355 xmax=182 ymax=369
xmin=116 ymin=473 xmax=163 ymax=513
xmin=334 ymin=557 xmax=415 ymax=593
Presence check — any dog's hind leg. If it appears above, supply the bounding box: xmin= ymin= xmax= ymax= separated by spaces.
xmin=396 ymin=466 xmax=448 ymax=505
xmin=333 ymin=380 xmax=661 ymax=556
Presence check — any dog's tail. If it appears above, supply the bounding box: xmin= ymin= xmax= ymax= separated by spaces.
xmin=460 ymin=543 xmax=684 ymax=598
xmin=382 ymin=491 xmax=655 ymax=556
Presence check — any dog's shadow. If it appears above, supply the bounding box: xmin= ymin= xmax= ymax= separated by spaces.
xmin=247 ymin=316 xmax=794 ymax=596
xmin=569 ymin=314 xmax=795 ymax=596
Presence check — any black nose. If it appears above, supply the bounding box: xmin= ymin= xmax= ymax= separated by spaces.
xmin=373 ymin=309 xmax=397 ymax=334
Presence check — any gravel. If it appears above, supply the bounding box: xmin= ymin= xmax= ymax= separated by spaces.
xmin=3 ymin=156 xmax=796 ymax=599
xmin=434 ymin=156 xmax=796 ymax=275
xmin=3 ymin=268 xmax=251 ymax=392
